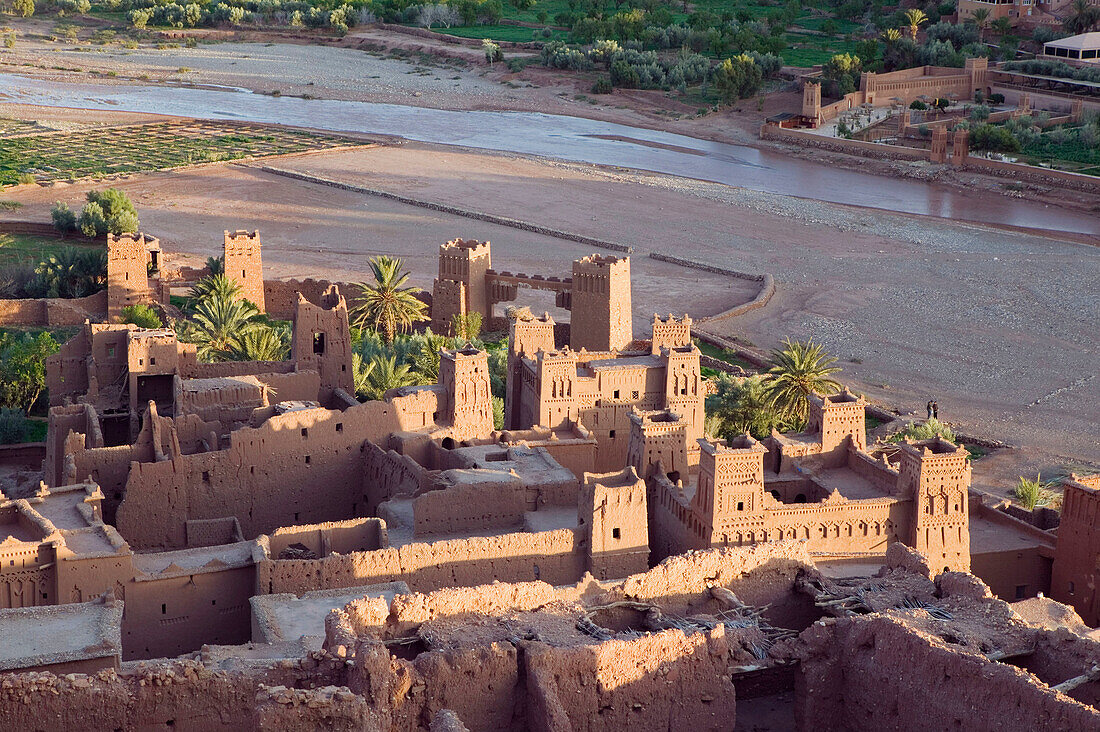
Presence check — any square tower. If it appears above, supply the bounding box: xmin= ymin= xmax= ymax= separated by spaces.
xmin=650 ymin=314 xmax=692 ymax=354
xmin=570 ymin=254 xmax=632 ymax=352
xmin=580 ymin=467 xmax=650 ymax=579
xmin=626 ymin=409 xmax=690 ymax=482
xmin=223 ymin=230 xmax=265 ymax=313
xmin=431 ymin=239 xmax=492 ymax=334
xmin=107 ymin=233 xmax=153 ymax=321
xmin=291 ymin=286 xmax=353 ymax=400
xmin=806 ymin=389 xmax=866 ymax=461
xmin=696 ymin=435 xmax=767 ymax=542
xmin=898 ymin=438 xmax=971 ymax=573
xmin=534 ymin=350 xmax=580 ymax=431
xmin=505 ymin=312 xmax=557 ymax=430
xmin=663 ymin=345 xmax=704 ymax=443
xmin=438 ymin=347 xmax=494 ymax=440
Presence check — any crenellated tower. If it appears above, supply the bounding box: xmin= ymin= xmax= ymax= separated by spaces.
xmin=570 ymin=254 xmax=632 ymax=352
xmin=291 ymin=285 xmax=354 ymax=400
xmin=432 ymin=239 xmax=492 ymax=335
xmin=898 ymin=437 xmax=971 ymax=573
xmin=106 ymin=233 xmax=154 ymax=321
xmin=696 ymin=435 xmax=767 ymax=544
xmin=223 ymin=230 xmax=265 ymax=313
xmin=438 ymin=347 xmax=494 ymax=440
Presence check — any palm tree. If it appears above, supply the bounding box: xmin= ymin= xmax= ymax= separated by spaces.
xmin=356 ymin=353 xmax=420 ymax=401
xmin=206 ymin=255 xmax=225 ymax=277
xmin=350 ymin=256 xmax=428 ymax=343
xmin=187 ymin=295 xmax=262 ymax=361
xmin=706 ymin=374 xmax=786 ymax=440
xmin=411 ymin=330 xmax=452 ymax=383
xmin=970 ymin=8 xmax=991 ymax=42
xmin=903 ymin=8 xmax=928 ymax=41
xmin=229 ymin=324 xmax=290 ymax=362
xmin=763 ymin=337 xmax=842 ymax=425
xmin=1065 ymin=0 xmax=1100 ymax=34
xmin=881 ymin=28 xmax=902 ymax=44
xmin=188 ymin=274 xmax=242 ymax=305
xmin=990 ymin=16 xmax=1012 ymax=39
xmin=33 ymin=247 xmax=106 ymax=298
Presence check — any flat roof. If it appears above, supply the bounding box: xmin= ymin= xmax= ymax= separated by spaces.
xmin=812 ymin=468 xmax=894 ymax=501
xmin=1044 ymin=32 xmax=1100 ymax=51
xmin=0 ymin=598 xmax=122 ymax=671
xmin=969 ymin=514 xmax=1052 ymax=554
xmin=250 ymin=582 xmax=409 ymax=647
xmin=132 ymin=539 xmax=258 ymax=579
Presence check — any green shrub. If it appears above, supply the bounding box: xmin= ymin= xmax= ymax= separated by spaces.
xmin=50 ymin=201 xmax=77 ymax=234
xmin=0 ymin=408 xmax=28 ymax=445
xmin=592 ymin=77 xmax=612 ymax=94
xmin=121 ymin=304 xmax=163 ymax=329
xmin=909 ymin=100 xmax=927 ymax=110
xmin=78 ymin=188 xmax=139 ymax=238
xmin=1013 ymin=475 xmax=1053 ymax=510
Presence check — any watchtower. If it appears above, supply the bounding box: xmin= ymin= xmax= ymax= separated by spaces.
xmin=806 ymin=389 xmax=866 ymax=464
xmin=438 ymin=347 xmax=494 ymax=440
xmin=505 ymin=312 xmax=557 ymax=430
xmin=651 ymin=313 xmax=692 ymax=354
xmin=697 ymin=435 xmax=767 ymax=543
xmin=898 ymin=437 xmax=971 ymax=573
xmin=223 ymin=230 xmax=265 ymax=313
xmin=432 ymin=239 xmax=492 ymax=335
xmin=107 ymin=233 xmax=153 ymax=321
xmin=952 ymin=128 xmax=969 ymax=166
xmin=291 ymin=286 xmax=354 ymax=400
xmin=581 ymin=467 xmax=650 ymax=580
xmin=626 ymin=409 xmax=689 ymax=482
xmin=570 ymin=254 xmax=632 ymax=353
xmin=802 ymin=82 xmax=822 ymax=124
xmin=930 ymin=126 xmax=948 ymax=163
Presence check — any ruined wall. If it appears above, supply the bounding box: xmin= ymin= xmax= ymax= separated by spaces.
xmin=117 ymin=401 xmax=403 ymax=549
xmin=525 ymin=629 xmax=736 ymax=732
xmin=106 ymin=233 xmax=152 ymax=321
xmin=123 ymin=564 xmax=255 ymax=660
xmin=268 ymin=518 xmax=387 ymax=558
xmin=0 ymin=290 xmax=106 ymax=327
xmin=264 ymin=278 xmax=347 ymax=320
xmin=0 ymin=660 xmax=317 ymax=730
xmin=258 ymin=528 xmax=584 ymax=596
xmin=412 ymin=475 xmax=526 ymax=537
xmin=795 ymin=614 xmax=1100 ymax=730
xmin=362 ymin=439 xmax=431 ymax=515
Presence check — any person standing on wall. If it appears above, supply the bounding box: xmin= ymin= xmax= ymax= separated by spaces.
xmin=927 ymin=400 xmax=934 ymax=419
xmin=932 ymin=401 xmax=939 ymax=420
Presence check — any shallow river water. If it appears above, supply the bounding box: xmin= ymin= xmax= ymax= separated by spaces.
xmin=1 ymin=73 xmax=1097 ymax=236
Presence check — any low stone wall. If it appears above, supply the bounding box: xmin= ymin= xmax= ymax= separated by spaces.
xmin=962 ymin=155 xmax=1100 ymax=194
xmin=373 ymin=22 xmax=543 ymax=50
xmin=0 ymin=441 xmax=45 ymax=466
xmin=648 ymin=252 xmax=776 ymax=323
xmin=258 ymin=527 xmax=585 ymax=596
xmin=260 ymin=167 xmax=634 ymax=254
xmin=0 ymin=290 xmax=107 ymax=327
xmin=760 ymin=124 xmax=930 ymax=160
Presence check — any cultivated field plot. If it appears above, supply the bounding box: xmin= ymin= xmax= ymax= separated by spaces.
xmin=0 ymin=121 xmax=362 ymax=186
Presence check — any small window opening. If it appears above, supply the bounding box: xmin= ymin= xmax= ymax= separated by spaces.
xmin=150 ymin=357 xmax=156 ymax=366
xmin=1015 ymin=585 xmax=1028 ymax=600
xmin=613 ymin=390 xmax=620 ymax=399
xmin=161 ymin=603 xmax=167 ymax=614
xmin=336 ymin=423 xmax=343 ymax=432
xmin=305 ymin=455 xmax=311 ymax=464
xmin=609 ymin=430 xmax=616 ymax=438
xmin=301 ymin=428 xmax=308 ymax=438
xmin=1069 ymin=581 xmax=1075 ymax=595
xmin=737 ymin=501 xmax=744 ymax=511
xmin=294 ymin=512 xmax=300 ymax=522
xmin=202 ymin=471 xmax=210 ymax=482
xmin=612 ymin=527 xmax=621 ymax=540
xmin=313 ymin=332 xmax=326 ymax=355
